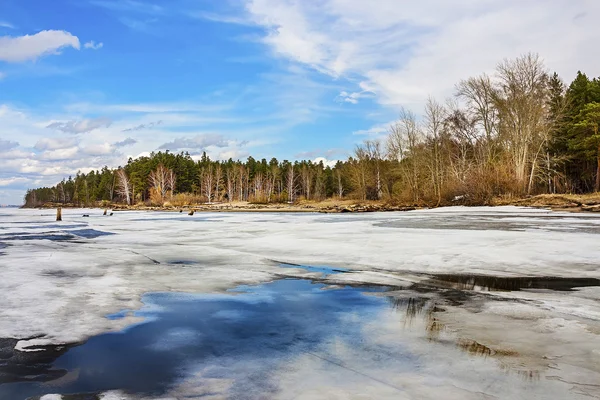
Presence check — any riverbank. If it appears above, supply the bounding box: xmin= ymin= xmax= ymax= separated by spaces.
xmin=22 ymin=193 xmax=600 ymax=213
xmin=491 ymin=193 xmax=600 ymax=212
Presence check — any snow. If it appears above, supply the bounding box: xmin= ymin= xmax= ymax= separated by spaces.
xmin=1 ymin=206 xmax=600 ymax=398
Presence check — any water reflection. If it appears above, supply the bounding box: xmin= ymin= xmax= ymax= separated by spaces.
xmin=1 ymin=273 xmax=583 ymax=399
xmin=426 ymin=274 xmax=600 ymax=292
xmin=386 ymin=293 xmax=540 ymax=381
xmin=0 ymin=280 xmax=386 ymax=399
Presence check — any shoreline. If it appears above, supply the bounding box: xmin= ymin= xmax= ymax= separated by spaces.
xmin=21 ymin=194 xmax=600 ymax=214
xmin=20 ymin=193 xmax=600 ymax=213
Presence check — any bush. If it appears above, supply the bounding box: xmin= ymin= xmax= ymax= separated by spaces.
xmin=170 ymin=193 xmax=204 ymax=207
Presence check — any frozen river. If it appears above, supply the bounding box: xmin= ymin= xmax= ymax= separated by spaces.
xmin=0 ymin=207 xmax=599 ymax=399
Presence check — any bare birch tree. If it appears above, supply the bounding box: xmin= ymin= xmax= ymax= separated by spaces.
xmin=166 ymin=168 xmax=176 ymax=199
xmin=286 ymin=163 xmax=296 ymax=202
xmin=116 ymin=169 xmax=132 ymax=205
xmin=387 ymin=107 xmax=422 ymax=201
xmin=365 ymin=139 xmax=384 ymax=199
xmin=149 ymin=164 xmax=174 ymax=202
xmin=201 ymin=164 xmax=214 ymax=203
xmin=424 ymin=98 xmax=447 ymax=203
xmin=226 ymin=166 xmax=237 ymax=202
xmin=335 ymin=167 xmax=344 ymax=198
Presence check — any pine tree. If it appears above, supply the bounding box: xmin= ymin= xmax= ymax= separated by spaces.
xmin=568 ymin=103 xmax=600 ymax=191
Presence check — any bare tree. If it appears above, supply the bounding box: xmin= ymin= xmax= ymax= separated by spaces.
xmin=238 ymin=164 xmax=246 ymax=201
xmin=254 ymin=172 xmax=265 ymax=201
xmin=335 ymin=167 xmax=344 ymax=198
xmin=364 ymin=139 xmax=384 ymax=199
xmin=201 ymin=164 xmax=214 ymax=203
xmin=149 ymin=164 xmax=174 ymax=202
xmin=424 ymin=97 xmax=447 ymax=203
xmin=300 ymin=164 xmax=313 ymax=200
xmin=226 ymin=166 xmax=237 ymax=202
xmin=494 ymin=53 xmax=549 ymax=194
xmin=351 ymin=146 xmax=370 ymax=201
xmin=116 ymin=169 xmax=132 ymax=205
xmin=166 ymin=168 xmax=176 ymax=199
xmin=456 ymin=74 xmax=499 ymax=155
xmin=387 ymin=107 xmax=423 ymax=202
xmin=444 ymin=100 xmax=477 ymax=185
xmin=286 ymin=163 xmax=296 ymax=202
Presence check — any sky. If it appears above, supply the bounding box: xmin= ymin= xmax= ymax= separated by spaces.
xmin=0 ymin=0 xmax=599 ymax=204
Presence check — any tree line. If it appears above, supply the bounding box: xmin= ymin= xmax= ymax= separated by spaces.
xmin=24 ymin=53 xmax=600 ymax=207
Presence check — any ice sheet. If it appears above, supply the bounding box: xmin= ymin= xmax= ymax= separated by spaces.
xmin=2 ymin=207 xmax=600 ymax=346
xmin=1 ymin=206 xmax=600 ymax=399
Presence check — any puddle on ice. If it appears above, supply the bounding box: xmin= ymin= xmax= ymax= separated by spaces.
xmin=1 ymin=275 xmax=595 ymax=400
xmin=277 ymin=262 xmax=349 ymax=276
xmin=0 ymin=229 xmax=114 ymax=242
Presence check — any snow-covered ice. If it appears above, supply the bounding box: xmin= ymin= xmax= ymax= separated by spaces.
xmin=1 ymin=206 xmax=600 ymax=399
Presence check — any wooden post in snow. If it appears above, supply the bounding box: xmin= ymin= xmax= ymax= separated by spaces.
xmin=56 ymin=207 xmax=62 ymax=221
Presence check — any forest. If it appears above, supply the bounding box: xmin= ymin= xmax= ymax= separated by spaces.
xmin=24 ymin=53 xmax=600 ymax=208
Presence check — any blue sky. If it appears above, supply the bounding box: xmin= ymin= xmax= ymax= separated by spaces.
xmin=0 ymin=0 xmax=598 ymax=204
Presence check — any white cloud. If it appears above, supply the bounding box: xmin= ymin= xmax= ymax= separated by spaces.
xmin=313 ymin=157 xmax=338 ymax=168
xmin=84 ymin=41 xmax=104 ymax=50
xmin=0 ymin=71 xmax=5 ymax=80
xmin=0 ymin=21 xmax=15 ymax=29
xmin=0 ymin=82 xmax=338 ymax=203
xmin=243 ymin=0 xmax=600 ymax=109
xmin=0 ymin=148 xmax=33 ymax=160
xmin=337 ymin=89 xmax=373 ymax=104
xmin=353 ymin=121 xmax=392 ymax=137
xmin=158 ymin=134 xmax=231 ymax=151
xmin=34 ymin=137 xmax=79 ymax=151
xmin=189 ymin=11 xmax=252 ymax=25
xmin=47 ymin=117 xmax=112 ymax=134
xmin=90 ymin=0 xmax=163 ymax=14
xmin=38 ymin=147 xmax=80 ymax=161
xmin=0 ymin=30 xmax=80 ymax=62
xmin=82 ymin=143 xmax=113 ymax=156
xmin=0 ymin=177 xmax=29 ymax=187
xmin=217 ymin=149 xmax=250 ymax=160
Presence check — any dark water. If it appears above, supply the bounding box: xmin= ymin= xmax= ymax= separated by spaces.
xmin=426 ymin=274 xmax=600 ymax=291
xmin=0 ymin=229 xmax=114 ymax=242
xmin=0 ymin=279 xmax=394 ymax=400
